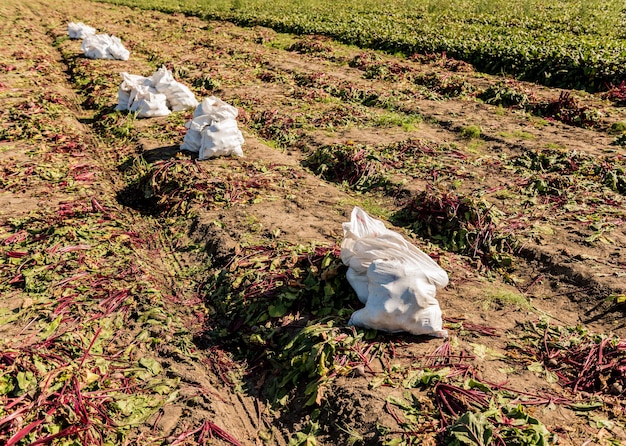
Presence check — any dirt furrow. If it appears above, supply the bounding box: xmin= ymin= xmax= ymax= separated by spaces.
xmin=1 ymin=1 xmax=263 ymax=444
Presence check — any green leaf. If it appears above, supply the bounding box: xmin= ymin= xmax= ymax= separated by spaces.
xmin=527 ymin=362 xmax=558 ymax=383
xmin=16 ymin=370 xmax=37 ymax=394
xmin=33 ymin=357 xmax=47 ymax=375
xmin=465 ymin=378 xmax=492 ymax=393
xmin=447 ymin=411 xmax=494 ymax=446
xmin=568 ymin=401 xmax=604 ymax=411
xmin=609 ymin=294 xmax=626 ymax=304
xmin=288 ymin=420 xmax=319 ymax=446
xmin=386 ymin=395 xmax=413 ymax=411
xmin=268 ymin=303 xmax=287 ymax=318
xmin=112 ymin=394 xmax=162 ymax=425
xmin=402 ymin=368 xmax=450 ymax=388
xmin=370 ymin=374 xmax=387 ymax=389
xmin=138 ymin=357 xmax=163 ymax=376
xmin=40 ymin=316 xmax=62 ymax=339
xmin=499 ymin=405 xmax=552 ymax=446
xmin=589 ymin=414 xmax=614 ymax=429
xmin=0 ymin=375 xmax=15 ymax=395
xmin=470 ymin=343 xmax=506 ymax=360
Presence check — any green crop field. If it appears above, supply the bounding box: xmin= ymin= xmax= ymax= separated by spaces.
xmin=99 ymin=0 xmax=626 ymax=91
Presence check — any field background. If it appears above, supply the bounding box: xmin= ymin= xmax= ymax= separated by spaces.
xmin=1 ymin=0 xmax=626 ymax=445
xmin=101 ymin=0 xmax=626 ymax=91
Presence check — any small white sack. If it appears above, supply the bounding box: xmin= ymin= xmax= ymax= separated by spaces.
xmin=341 ymin=207 xmax=448 ymax=337
xmin=68 ymin=22 xmax=96 ymax=39
xmin=180 ymin=96 xmax=244 ymax=159
xmin=81 ymin=34 xmax=130 ymax=61
xmin=151 ymin=66 xmax=198 ymax=112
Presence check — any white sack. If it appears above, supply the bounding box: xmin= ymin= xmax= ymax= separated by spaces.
xmin=193 ymin=96 xmax=239 ymax=122
xmin=68 ymin=22 xmax=96 ymax=39
xmin=341 ymin=207 xmax=448 ymax=337
xmin=180 ymin=96 xmax=244 ymax=159
xmin=199 ymin=118 xmax=245 ymax=159
xmin=126 ymin=85 xmax=170 ymax=118
xmin=151 ymin=66 xmax=198 ymax=112
xmin=81 ymin=34 xmax=130 ymax=61
xmin=179 ymin=114 xmax=211 ymax=153
xmin=115 ymin=67 xmax=197 ymax=117
xmin=115 ymin=72 xmax=153 ymax=111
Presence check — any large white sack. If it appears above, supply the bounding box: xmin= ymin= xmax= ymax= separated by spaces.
xmin=348 ymin=259 xmax=446 ymax=336
xmin=68 ymin=22 xmax=96 ymax=39
xmin=114 ymin=73 xmax=169 ymax=117
xmin=341 ymin=207 xmax=448 ymax=337
xmin=115 ymin=67 xmax=197 ymax=117
xmin=199 ymin=118 xmax=245 ymax=159
xmin=193 ymin=96 xmax=239 ymax=121
xmin=81 ymin=34 xmax=130 ymax=61
xmin=180 ymin=96 xmax=244 ymax=159
xmin=151 ymin=66 xmax=198 ymax=112
xmin=115 ymin=72 xmax=153 ymax=111
xmin=126 ymin=85 xmax=170 ymax=118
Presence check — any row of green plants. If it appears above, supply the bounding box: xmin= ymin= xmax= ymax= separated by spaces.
xmin=0 ymin=200 xmax=191 ymax=445
xmin=0 ymin=21 xmax=250 ymax=446
xmin=302 ymin=135 xmax=626 ymax=271
xmin=118 ymin=155 xmax=300 ymax=215
xmin=0 ymin=80 xmax=203 ymax=445
xmin=347 ymin=54 xmax=603 ymax=128
xmin=98 ymin=0 xmax=626 ymax=92
xmin=304 ymin=140 xmax=509 ymax=270
xmin=348 ymin=51 xmax=476 ymax=99
xmin=479 ymin=81 xmax=600 ymax=128
xmin=261 ymin=50 xmax=603 ymax=132
xmin=511 ymin=149 xmax=626 ymax=196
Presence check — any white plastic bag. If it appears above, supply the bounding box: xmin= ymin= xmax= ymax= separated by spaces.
xmin=115 ymin=68 xmax=197 ymax=117
xmin=114 ymin=73 xmax=170 ymax=118
xmin=115 ymin=72 xmax=153 ymax=111
xmin=126 ymin=85 xmax=171 ymax=118
xmin=198 ymin=119 xmax=245 ymax=159
xmin=180 ymin=96 xmax=244 ymax=159
xmin=68 ymin=22 xmax=96 ymax=39
xmin=151 ymin=66 xmax=198 ymax=112
xmin=192 ymin=96 xmax=239 ymax=122
xmin=81 ymin=34 xmax=130 ymax=61
xmin=341 ymin=207 xmax=448 ymax=337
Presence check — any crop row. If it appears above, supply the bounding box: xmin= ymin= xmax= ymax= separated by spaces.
xmin=101 ymin=0 xmax=626 ymax=91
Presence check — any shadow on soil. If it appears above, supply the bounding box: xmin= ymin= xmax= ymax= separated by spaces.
xmin=115 ymin=145 xmax=200 ymax=214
